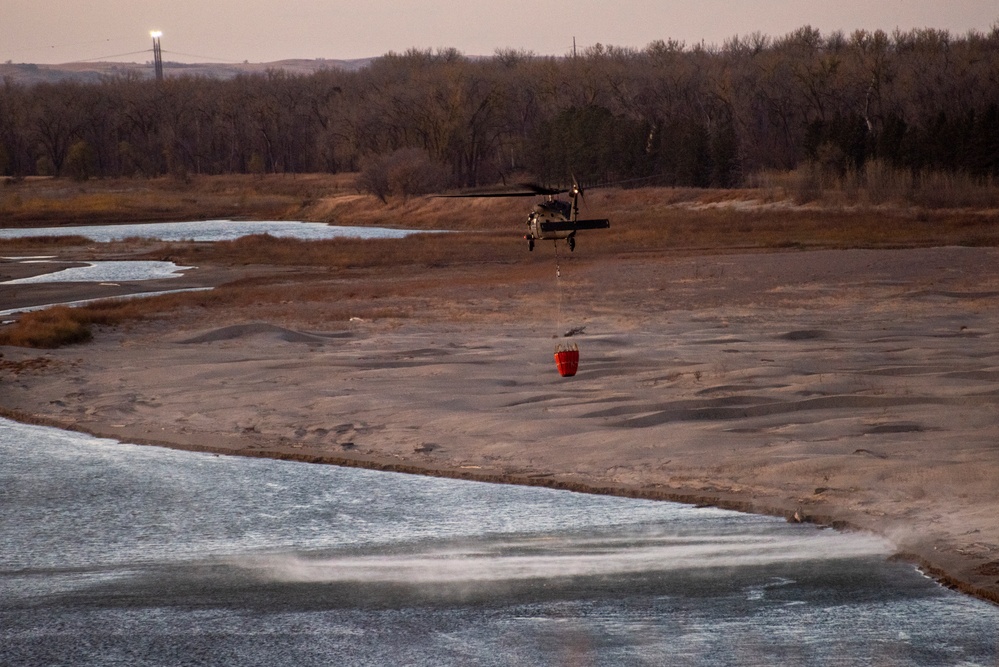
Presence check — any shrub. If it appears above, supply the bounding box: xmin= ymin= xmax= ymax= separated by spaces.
xmin=35 ymin=155 xmax=56 ymax=177
xmin=357 ymin=149 xmax=451 ymax=202
xmin=64 ymin=141 xmax=96 ymax=181
xmin=0 ymin=300 xmax=148 ymax=348
xmin=793 ymin=162 xmax=823 ymax=204
xmin=0 ymin=307 xmax=92 ymax=348
xmin=862 ymin=159 xmax=911 ymax=205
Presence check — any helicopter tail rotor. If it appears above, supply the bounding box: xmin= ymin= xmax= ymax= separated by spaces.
xmin=569 ymin=175 xmax=584 ymax=221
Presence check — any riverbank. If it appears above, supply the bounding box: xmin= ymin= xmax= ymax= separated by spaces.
xmin=2 ymin=237 xmax=998 ymax=605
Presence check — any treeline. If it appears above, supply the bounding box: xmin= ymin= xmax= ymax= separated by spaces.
xmin=2 ymin=25 xmax=998 ymax=189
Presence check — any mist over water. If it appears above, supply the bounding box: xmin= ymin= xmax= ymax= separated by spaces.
xmin=1 ymin=417 xmax=996 ymax=666
xmin=246 ymin=531 xmax=892 ymax=585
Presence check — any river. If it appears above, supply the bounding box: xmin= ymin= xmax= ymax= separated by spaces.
xmin=0 ymin=220 xmax=436 ymax=243
xmin=2 ymin=220 xmax=439 ymax=316
xmin=1 ymin=417 xmax=996 ymax=666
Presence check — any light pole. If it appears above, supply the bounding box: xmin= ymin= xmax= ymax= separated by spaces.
xmin=150 ymin=31 xmax=163 ymax=81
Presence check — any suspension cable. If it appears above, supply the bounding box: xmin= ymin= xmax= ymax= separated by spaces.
xmin=554 ymin=240 xmax=562 ymax=338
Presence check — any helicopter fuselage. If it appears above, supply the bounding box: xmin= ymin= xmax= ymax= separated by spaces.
xmin=436 ymin=182 xmax=608 ymax=251
xmin=525 ymin=198 xmax=610 ymax=251
xmin=527 ymin=200 xmax=574 ymax=240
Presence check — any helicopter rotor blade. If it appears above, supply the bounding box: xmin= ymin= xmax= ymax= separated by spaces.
xmin=434 ymin=182 xmax=570 ymax=198
xmin=519 ymin=182 xmax=570 ymax=196
xmin=439 ymin=173 xmax=664 ymax=199
xmin=435 ymin=191 xmax=540 ymax=198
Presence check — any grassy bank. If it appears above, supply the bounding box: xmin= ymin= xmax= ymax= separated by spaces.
xmin=2 ymin=173 xmax=998 ymax=348
xmin=4 ymin=171 xmax=999 ymax=238
xmin=0 ymin=173 xmax=360 ymax=227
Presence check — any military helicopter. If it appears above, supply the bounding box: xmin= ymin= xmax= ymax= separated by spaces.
xmin=441 ymin=179 xmax=610 ymax=251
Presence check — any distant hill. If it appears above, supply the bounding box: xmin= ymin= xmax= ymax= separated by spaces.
xmin=0 ymin=58 xmax=374 ymax=85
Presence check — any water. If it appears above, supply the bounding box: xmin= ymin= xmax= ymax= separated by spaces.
xmin=1 ymin=417 xmax=996 ymax=666
xmin=0 ymin=220 xmax=434 ymax=243
xmin=2 ymin=260 xmax=193 ymax=285
xmin=0 ymin=259 xmax=207 ymax=318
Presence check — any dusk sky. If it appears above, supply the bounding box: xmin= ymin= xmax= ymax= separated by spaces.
xmin=4 ymin=0 xmax=998 ymax=65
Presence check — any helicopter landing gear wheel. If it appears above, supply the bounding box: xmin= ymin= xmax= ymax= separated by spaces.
xmin=568 ymin=235 xmax=576 ymax=252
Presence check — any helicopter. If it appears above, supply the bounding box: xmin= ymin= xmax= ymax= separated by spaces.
xmin=441 ymin=179 xmax=610 ymax=251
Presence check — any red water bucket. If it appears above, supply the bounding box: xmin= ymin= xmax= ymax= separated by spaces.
xmin=554 ymin=345 xmax=579 ymax=377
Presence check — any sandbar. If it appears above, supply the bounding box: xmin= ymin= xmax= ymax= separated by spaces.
xmin=2 ymin=245 xmax=998 ymax=604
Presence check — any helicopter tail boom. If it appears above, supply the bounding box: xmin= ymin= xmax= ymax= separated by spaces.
xmin=539 ymin=219 xmax=610 ymax=233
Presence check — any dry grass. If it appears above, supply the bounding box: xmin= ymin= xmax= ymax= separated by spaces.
xmin=5 ymin=172 xmax=997 ymax=245
xmin=1 ymin=233 xmax=552 ymax=341
xmin=539 ymin=188 xmax=999 ymax=253
xmin=751 ymin=162 xmax=999 ymax=209
xmin=0 ymin=235 xmax=92 ymax=249
xmin=3 ymin=276 xmax=437 ymax=338
xmin=0 ymin=307 xmax=92 ymax=347
xmin=157 ymin=229 xmax=524 ymax=270
xmin=3 ymin=173 xmax=998 ymax=348
xmin=0 ymin=297 xmax=167 ymax=348
xmin=302 ymin=192 xmax=523 ymax=232
xmin=0 ymin=174 xmax=359 ymax=226
xmin=136 ymin=185 xmax=999 ymax=272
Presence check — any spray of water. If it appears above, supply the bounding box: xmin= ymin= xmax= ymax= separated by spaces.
xmin=237 ymin=531 xmax=893 ymax=585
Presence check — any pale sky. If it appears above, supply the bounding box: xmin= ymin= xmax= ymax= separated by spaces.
xmin=3 ymin=0 xmax=997 ymax=65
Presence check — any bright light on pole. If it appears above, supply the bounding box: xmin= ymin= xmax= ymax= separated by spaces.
xmin=150 ymin=30 xmax=163 ymax=81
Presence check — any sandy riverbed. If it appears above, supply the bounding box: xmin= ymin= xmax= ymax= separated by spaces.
xmin=2 ymin=245 xmax=998 ymax=604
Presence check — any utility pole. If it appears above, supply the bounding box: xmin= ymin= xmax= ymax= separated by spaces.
xmin=150 ymin=31 xmax=163 ymax=82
